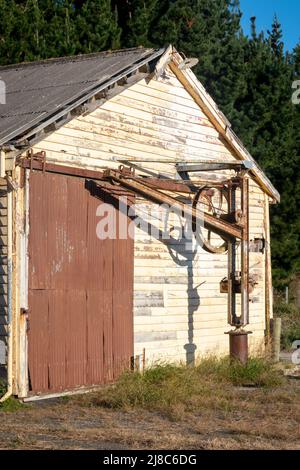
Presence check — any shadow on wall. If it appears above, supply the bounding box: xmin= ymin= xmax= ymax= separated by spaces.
xmin=87 ymin=181 xmax=201 ymax=366
xmin=166 ymin=236 xmax=200 ymax=366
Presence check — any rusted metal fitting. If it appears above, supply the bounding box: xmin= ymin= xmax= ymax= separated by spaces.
xmin=220 ymin=209 xmax=244 ymax=225
xmin=103 ymin=165 xmax=135 ymax=181
xmin=26 ymin=149 xmax=46 ymax=172
xmin=118 ymin=164 xmax=135 ymax=177
xmin=102 ymin=168 xmax=114 ymax=178
xmin=234 ymin=209 xmax=244 ymax=224
xmin=225 ymin=328 xmax=252 ymax=364
xmin=220 ymin=273 xmax=258 ymax=294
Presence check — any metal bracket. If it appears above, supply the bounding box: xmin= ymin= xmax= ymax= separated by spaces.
xmin=249 ymin=238 xmax=265 ymax=253
xmin=17 ymin=149 xmax=47 ymax=172
xmin=103 ymin=165 xmax=135 ymax=181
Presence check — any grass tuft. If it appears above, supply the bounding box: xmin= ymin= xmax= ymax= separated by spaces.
xmin=0 ymin=379 xmax=24 ymax=412
xmin=82 ymin=357 xmax=282 ymax=417
xmin=0 ymin=396 xmax=24 ymax=412
xmin=196 ymin=356 xmax=283 ymax=387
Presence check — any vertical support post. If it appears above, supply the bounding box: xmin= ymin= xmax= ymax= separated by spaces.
xmin=0 ymin=182 xmax=13 ymax=402
xmin=134 ymin=355 xmax=140 ymax=372
xmin=227 ymin=183 xmax=237 ymax=325
xmin=226 ymin=175 xmax=251 ymax=364
xmin=142 ymin=348 xmax=146 ymax=374
xmin=0 ymin=150 xmax=5 ymax=178
xmin=17 ymin=169 xmax=29 ymax=397
xmin=272 ymin=318 xmax=281 ymax=363
xmin=240 ymin=176 xmax=249 ymax=326
xmin=264 ymin=193 xmax=273 ymax=346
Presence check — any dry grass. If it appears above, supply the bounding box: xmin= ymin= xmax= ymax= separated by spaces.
xmin=79 ymin=357 xmax=283 ymax=418
xmin=0 ymin=357 xmax=299 ymax=450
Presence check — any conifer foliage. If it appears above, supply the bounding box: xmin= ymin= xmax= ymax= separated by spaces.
xmin=0 ymin=1 xmax=299 ymax=286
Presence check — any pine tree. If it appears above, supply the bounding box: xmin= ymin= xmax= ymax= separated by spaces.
xmin=0 ymin=1 xmax=299 ymax=287
xmin=268 ymin=15 xmax=284 ymax=58
xmin=116 ymin=0 xmax=158 ymax=48
xmin=75 ymin=0 xmax=120 ymax=53
xmin=38 ymin=0 xmax=71 ymax=58
xmin=148 ymin=0 xmax=246 ymax=127
xmin=291 ymin=42 xmax=300 ymax=276
xmin=17 ymin=0 xmax=46 ymax=61
xmin=0 ymin=0 xmax=26 ymax=64
xmin=295 ymin=43 xmax=300 ymax=75
xmin=234 ymin=16 xmax=300 ymax=286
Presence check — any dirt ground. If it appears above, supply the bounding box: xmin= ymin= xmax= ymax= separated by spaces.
xmin=1 ymin=378 xmax=299 ymax=450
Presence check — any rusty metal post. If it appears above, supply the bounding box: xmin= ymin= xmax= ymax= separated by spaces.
xmin=226 ymin=175 xmax=251 ymax=364
xmin=226 ymin=329 xmax=252 ymax=364
xmin=240 ymin=175 xmax=250 ymax=326
xmin=227 ymin=183 xmax=237 ymax=325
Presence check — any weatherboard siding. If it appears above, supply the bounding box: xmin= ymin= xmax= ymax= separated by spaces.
xmin=31 ymin=66 xmax=267 ymax=363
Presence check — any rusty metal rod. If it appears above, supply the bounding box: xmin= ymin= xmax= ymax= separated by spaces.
xmin=176 ymin=161 xmax=253 ymax=173
xmin=240 ymin=176 xmax=250 ymax=326
xmin=227 ymin=184 xmax=237 ymax=326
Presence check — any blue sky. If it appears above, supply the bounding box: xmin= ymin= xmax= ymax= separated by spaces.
xmin=240 ymin=0 xmax=300 ymax=51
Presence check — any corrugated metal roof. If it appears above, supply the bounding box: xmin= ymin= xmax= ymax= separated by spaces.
xmin=0 ymin=48 xmax=164 ymax=145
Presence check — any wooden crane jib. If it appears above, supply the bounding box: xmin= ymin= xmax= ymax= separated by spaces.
xmin=102 ymin=165 xmax=250 ymax=330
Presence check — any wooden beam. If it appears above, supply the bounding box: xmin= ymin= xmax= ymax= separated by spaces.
xmin=154 ymin=44 xmax=173 ymax=79
xmin=17 ymin=158 xmax=207 ymax=194
xmin=176 ymin=161 xmax=253 ymax=173
xmin=18 ymin=159 xmax=105 ymax=180
xmin=103 ymin=169 xmax=243 ymax=240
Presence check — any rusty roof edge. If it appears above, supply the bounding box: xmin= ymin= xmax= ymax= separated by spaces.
xmin=0 ymin=47 xmax=165 ymax=148
xmin=169 ymin=47 xmax=280 ymax=204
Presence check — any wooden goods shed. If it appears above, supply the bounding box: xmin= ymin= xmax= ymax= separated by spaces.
xmin=0 ymin=46 xmax=279 ymax=399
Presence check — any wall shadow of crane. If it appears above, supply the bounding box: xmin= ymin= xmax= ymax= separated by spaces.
xmin=165 ymin=233 xmax=202 ymax=366
xmin=86 ymin=181 xmax=202 ymax=367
